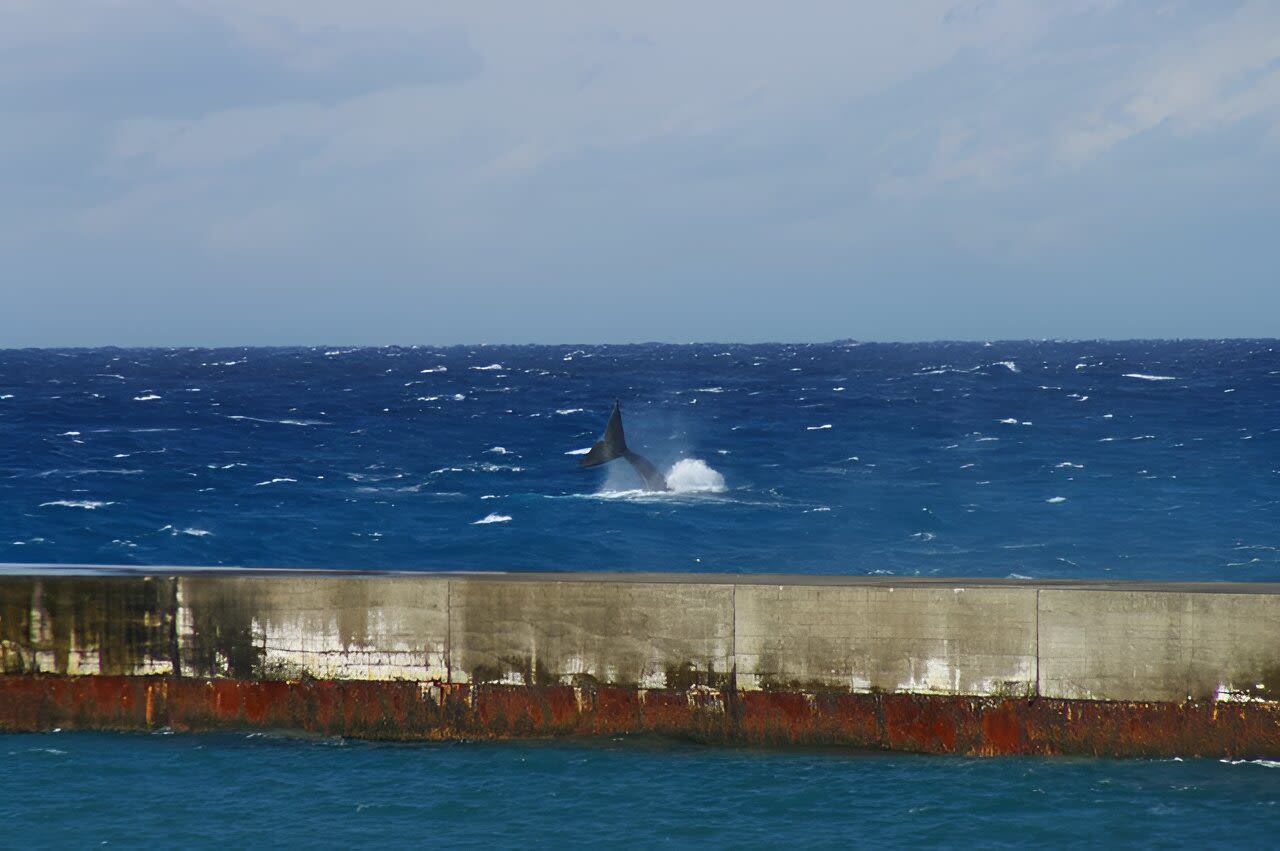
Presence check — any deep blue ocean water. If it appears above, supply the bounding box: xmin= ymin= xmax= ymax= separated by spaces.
xmin=2 ymin=340 xmax=1278 ymax=845
xmin=1 ymin=340 xmax=1277 ymax=578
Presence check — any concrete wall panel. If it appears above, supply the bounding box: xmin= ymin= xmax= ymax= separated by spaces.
xmin=178 ymin=576 xmax=449 ymax=681
xmin=449 ymin=578 xmax=734 ymax=688
xmin=1038 ymin=590 xmax=1280 ymax=702
xmin=735 ymin=583 xmax=1038 ymax=695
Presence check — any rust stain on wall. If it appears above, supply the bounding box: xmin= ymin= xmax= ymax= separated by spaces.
xmin=1 ymin=675 xmax=1277 ymax=759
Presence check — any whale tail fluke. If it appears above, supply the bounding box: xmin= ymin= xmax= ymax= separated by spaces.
xmin=578 ymin=402 xmax=627 ymax=469
xmin=577 ymin=402 xmax=669 ymax=491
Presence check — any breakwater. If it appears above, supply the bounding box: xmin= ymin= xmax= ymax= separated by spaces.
xmin=1 ymin=566 xmax=1277 ymax=757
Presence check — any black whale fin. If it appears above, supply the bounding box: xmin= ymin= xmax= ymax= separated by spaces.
xmin=578 ymin=402 xmax=669 ymax=491
xmin=578 ymin=402 xmax=627 ymax=469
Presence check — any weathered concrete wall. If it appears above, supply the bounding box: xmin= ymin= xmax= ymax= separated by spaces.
xmin=1038 ymin=588 xmax=1280 ymax=703
xmin=2 ymin=569 xmax=1279 ymax=756
xmin=734 ymin=583 xmax=1037 ymax=695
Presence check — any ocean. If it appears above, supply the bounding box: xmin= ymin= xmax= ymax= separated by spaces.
xmin=1 ymin=340 xmax=1277 ymax=845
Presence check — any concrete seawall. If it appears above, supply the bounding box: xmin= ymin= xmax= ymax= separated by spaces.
xmin=1 ymin=566 xmax=1277 ymax=757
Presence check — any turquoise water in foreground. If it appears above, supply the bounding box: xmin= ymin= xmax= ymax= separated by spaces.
xmin=2 ymin=732 xmax=1278 ymax=848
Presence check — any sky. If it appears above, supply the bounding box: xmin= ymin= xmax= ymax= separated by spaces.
xmin=2 ymin=0 xmax=1279 ymax=347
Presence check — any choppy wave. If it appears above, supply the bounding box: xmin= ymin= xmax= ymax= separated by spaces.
xmin=472 ymin=513 xmax=511 ymax=525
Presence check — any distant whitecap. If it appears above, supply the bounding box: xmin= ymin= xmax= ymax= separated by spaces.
xmin=555 ymin=408 xmax=584 ymax=415
xmin=133 ymin=394 xmax=162 ymax=401
xmin=1047 ymin=496 xmax=1067 ymax=503
xmin=40 ymin=500 xmax=114 ymax=509
xmin=565 ymin=447 xmax=591 ymax=456
xmin=471 ymin=364 xmax=504 ymax=371
xmin=472 ymin=513 xmax=511 ymax=525
xmin=807 ymin=424 xmax=832 ymax=431
xmin=253 ymin=478 xmax=297 ymax=486
xmin=1124 ymin=373 xmax=1177 ymax=381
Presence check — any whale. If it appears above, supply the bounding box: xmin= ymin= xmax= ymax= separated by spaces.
xmin=577 ymin=402 xmax=669 ymax=491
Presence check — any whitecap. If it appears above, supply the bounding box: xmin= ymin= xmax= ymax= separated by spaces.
xmin=1047 ymin=496 xmax=1067 ymax=503
xmin=133 ymin=394 xmax=162 ymax=401
xmin=1124 ymin=373 xmax=1177 ymax=381
xmin=487 ymin=446 xmax=509 ymax=454
xmin=419 ymin=366 xmax=448 ymax=374
xmin=0 ymin=394 xmax=13 ymax=400
xmin=470 ymin=364 xmax=504 ymax=371
xmin=555 ymin=408 xmax=584 ymax=415
xmin=564 ymin=448 xmax=591 ymax=456
xmin=416 ymin=396 xmax=442 ymax=402
xmin=472 ymin=513 xmax=511 ymax=525
xmin=1055 ymin=462 xmax=1084 ymax=469
xmin=998 ymin=418 xmax=1019 ymax=425
xmin=807 ymin=424 xmax=833 ymax=431
xmin=694 ymin=387 xmax=726 ymax=393
xmin=253 ymin=478 xmax=297 ymax=486
xmin=227 ymin=415 xmax=327 ymax=426
xmin=453 ymin=394 xmax=466 ymax=401
xmin=160 ymin=525 xmax=213 ymax=537
xmin=40 ymin=500 xmax=114 ymax=509
xmin=993 ymin=361 xmax=1019 ymax=372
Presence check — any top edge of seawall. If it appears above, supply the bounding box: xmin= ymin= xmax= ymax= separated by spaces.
xmin=1 ymin=562 xmax=1278 ymax=595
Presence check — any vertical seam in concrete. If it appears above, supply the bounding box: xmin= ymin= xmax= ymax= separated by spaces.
xmin=446 ymin=579 xmax=453 ymax=684
xmin=1035 ymin=588 xmax=1041 ymax=698
xmin=730 ymin=583 xmax=738 ymax=692
xmin=170 ymin=576 xmax=182 ymax=678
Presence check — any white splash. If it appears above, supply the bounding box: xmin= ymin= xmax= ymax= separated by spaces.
xmin=665 ymin=459 xmax=726 ymax=493
xmin=472 ymin=513 xmax=512 ymax=525
xmin=564 ymin=447 xmax=591 ymax=456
